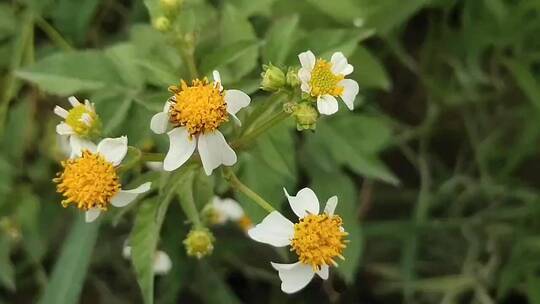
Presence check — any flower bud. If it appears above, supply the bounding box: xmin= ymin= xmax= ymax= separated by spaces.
xmin=153 ymin=16 xmax=171 ymax=32
xmin=160 ymin=0 xmax=183 ymax=12
xmin=293 ymin=102 xmax=318 ymax=131
xmin=201 ymin=204 xmax=223 ymax=226
xmin=286 ymin=67 xmax=301 ymax=88
xmin=260 ymin=64 xmax=286 ymax=92
xmin=183 ymin=227 xmax=215 ymax=259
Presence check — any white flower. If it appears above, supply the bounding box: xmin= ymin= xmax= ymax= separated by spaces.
xmin=298 ymin=50 xmax=359 ymax=115
xmin=211 ymin=196 xmax=245 ymax=224
xmin=123 ymin=245 xmax=172 ymax=275
xmin=248 ymin=187 xmax=347 ymax=294
xmin=150 ymin=71 xmax=250 ymax=175
xmin=54 ymin=136 xmax=152 ymax=223
xmin=54 ymin=96 xmax=101 ymax=157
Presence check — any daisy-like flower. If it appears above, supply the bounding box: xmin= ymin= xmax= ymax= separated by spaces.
xmin=53 ymin=136 xmax=151 ymax=223
xmin=248 ymin=188 xmax=348 ymax=294
xmin=298 ymin=50 xmax=359 ymax=115
xmin=54 ymin=96 xmax=101 ymax=157
xmin=203 ymin=197 xmax=253 ymax=231
xmin=123 ymin=244 xmax=172 ymax=275
xmin=150 ymin=71 xmax=251 ymax=175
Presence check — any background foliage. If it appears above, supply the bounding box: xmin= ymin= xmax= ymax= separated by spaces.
xmin=1 ymin=0 xmax=540 ymax=303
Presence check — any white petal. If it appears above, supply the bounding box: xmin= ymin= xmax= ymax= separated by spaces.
xmin=153 ymin=251 xmax=172 ymax=275
xmin=316 ymin=265 xmax=329 ymax=280
xmin=110 ymin=182 xmax=152 ymax=207
xmin=339 ymin=79 xmax=359 ymax=111
xmin=225 ymin=89 xmax=251 ymax=116
xmin=69 ymin=136 xmax=96 ymax=158
xmin=80 ymin=113 xmax=92 ymax=126
xmin=301 ymin=82 xmax=311 ymax=94
xmin=284 ymin=187 xmax=320 ymax=218
xmin=97 ymin=136 xmax=128 ymax=166
xmin=324 ymin=196 xmax=338 ymax=215
xmin=248 ymin=211 xmax=294 ymax=247
xmin=56 ymin=123 xmax=74 ymax=135
xmin=54 ymin=106 xmax=69 ymax=118
xmin=330 ymin=52 xmax=354 ymax=76
xmin=213 ymin=197 xmax=244 ymax=221
xmin=122 ymin=245 xmax=132 ymax=259
xmin=150 ymin=111 xmax=169 ymax=134
xmin=271 ymin=262 xmax=315 ymax=294
xmin=164 ymin=128 xmax=196 ymax=171
xmin=298 ymin=50 xmax=316 ymax=70
xmin=213 ymin=70 xmax=223 ymax=91
xmin=298 ymin=67 xmax=311 ymax=83
xmin=68 ymin=96 xmax=82 ymax=107
xmin=317 ymin=95 xmax=339 ymax=115
xmin=85 ymin=208 xmax=101 ymax=223
xmin=197 ymin=131 xmax=237 ymax=176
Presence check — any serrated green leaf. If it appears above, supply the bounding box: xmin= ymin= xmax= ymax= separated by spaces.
xmin=16 ymin=51 xmax=132 ymax=95
xmin=38 ymin=215 xmax=100 ymax=304
xmin=263 ymin=15 xmax=299 ymax=66
xmin=351 ymin=46 xmax=391 ymax=91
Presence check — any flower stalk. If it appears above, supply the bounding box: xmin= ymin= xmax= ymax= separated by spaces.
xmin=223 ymin=167 xmax=275 ymax=213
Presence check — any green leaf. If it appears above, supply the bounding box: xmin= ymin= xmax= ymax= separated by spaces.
xmin=0 ymin=4 xmax=16 ymax=40
xmin=131 ymin=198 xmax=161 ymax=304
xmin=263 ymin=15 xmax=299 ymax=66
xmin=131 ymin=168 xmax=193 ymax=304
xmin=0 ymin=238 xmax=15 ymax=291
xmin=194 ymin=262 xmax=242 ymax=304
xmin=51 ymin=0 xmax=99 ymax=44
xmin=199 ymin=40 xmax=260 ymax=77
xmin=351 ymin=46 xmax=391 ymax=91
xmin=16 ymin=51 xmax=134 ymax=95
xmin=504 ymin=59 xmax=540 ymax=111
xmin=215 ymin=4 xmax=259 ymax=81
xmin=38 ymin=215 xmax=100 ymax=304
xmin=528 ymin=274 xmax=540 ymax=304
xmin=305 ymin=114 xmax=399 ymax=185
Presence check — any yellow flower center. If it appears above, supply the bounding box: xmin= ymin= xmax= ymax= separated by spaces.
xmin=168 ymin=79 xmax=228 ymax=136
xmin=291 ymin=213 xmax=347 ymax=270
xmin=65 ymin=105 xmax=100 ymax=138
xmin=54 ymin=150 xmax=121 ymax=211
xmin=309 ymin=59 xmax=344 ymax=97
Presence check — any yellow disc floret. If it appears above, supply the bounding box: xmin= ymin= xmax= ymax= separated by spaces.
xmin=65 ymin=105 xmax=101 ymax=138
xmin=54 ymin=150 xmax=121 ymax=211
xmin=291 ymin=213 xmax=347 ymax=270
xmin=168 ymin=78 xmax=228 ymax=137
xmin=309 ymin=59 xmax=345 ymax=97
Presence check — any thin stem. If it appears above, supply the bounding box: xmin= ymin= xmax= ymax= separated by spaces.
xmin=232 ymin=110 xmax=290 ymax=149
xmin=140 ymin=152 xmax=165 ymax=162
xmin=223 ymin=167 xmax=275 ymax=213
xmin=35 ymin=16 xmax=73 ymax=52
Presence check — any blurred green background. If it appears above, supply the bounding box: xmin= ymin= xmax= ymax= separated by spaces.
xmin=2 ymin=0 xmax=540 ymax=303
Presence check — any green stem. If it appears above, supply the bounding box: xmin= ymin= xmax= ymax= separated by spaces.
xmin=232 ymin=110 xmax=290 ymax=149
xmin=223 ymin=168 xmax=275 ymax=213
xmin=140 ymin=152 xmax=165 ymax=162
xmin=178 ymin=169 xmax=202 ymax=226
xmin=35 ymin=16 xmax=73 ymax=52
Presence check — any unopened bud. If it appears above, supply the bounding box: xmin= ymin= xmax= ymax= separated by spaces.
xmin=183 ymin=227 xmax=215 ymax=259
xmin=160 ymin=0 xmax=183 ymax=12
xmin=286 ymin=67 xmax=301 ymax=88
xmin=153 ymin=16 xmax=171 ymax=32
xmin=260 ymin=64 xmax=286 ymax=92
xmin=293 ymin=102 xmax=318 ymax=131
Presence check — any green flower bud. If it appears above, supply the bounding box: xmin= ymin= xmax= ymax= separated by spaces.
xmin=293 ymin=102 xmax=318 ymax=131
xmin=201 ymin=204 xmax=222 ymax=226
xmin=160 ymin=0 xmax=183 ymax=12
xmin=286 ymin=67 xmax=301 ymax=88
xmin=183 ymin=227 xmax=215 ymax=259
xmin=260 ymin=64 xmax=286 ymax=92
xmin=153 ymin=16 xmax=171 ymax=32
